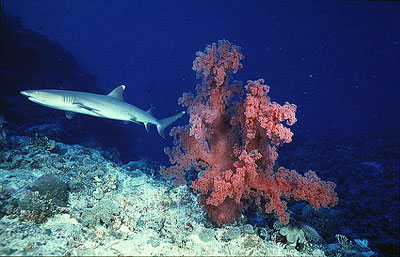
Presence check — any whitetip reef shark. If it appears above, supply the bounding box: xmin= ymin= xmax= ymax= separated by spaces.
xmin=20 ymin=85 xmax=185 ymax=137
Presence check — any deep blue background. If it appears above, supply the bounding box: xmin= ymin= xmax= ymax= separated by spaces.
xmin=3 ymin=0 xmax=400 ymax=163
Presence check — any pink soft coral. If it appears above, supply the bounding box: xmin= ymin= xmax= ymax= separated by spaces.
xmin=162 ymin=40 xmax=338 ymax=225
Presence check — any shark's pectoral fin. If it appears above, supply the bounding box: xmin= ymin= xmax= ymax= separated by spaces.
xmin=73 ymin=102 xmax=107 ymax=118
xmin=144 ymin=122 xmax=150 ymax=132
xmin=74 ymin=102 xmax=99 ymax=112
xmin=65 ymin=111 xmax=76 ymax=119
xmin=130 ymin=118 xmax=140 ymax=124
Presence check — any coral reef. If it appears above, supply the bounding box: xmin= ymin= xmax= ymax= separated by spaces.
xmin=162 ymin=40 xmax=338 ymax=225
xmin=0 ymin=116 xmax=6 ymax=151
xmin=28 ymin=134 xmax=56 ymax=152
xmin=0 ymin=113 xmax=382 ymax=256
xmin=81 ymin=199 xmax=120 ymax=228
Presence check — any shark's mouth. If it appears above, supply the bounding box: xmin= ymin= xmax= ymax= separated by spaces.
xmin=27 ymin=97 xmax=46 ymax=106
xmin=28 ymin=97 xmax=39 ymax=102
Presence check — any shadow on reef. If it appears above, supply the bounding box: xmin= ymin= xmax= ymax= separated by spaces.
xmin=278 ymin=130 xmax=400 ymax=257
xmin=0 ymin=14 xmax=135 ymax=162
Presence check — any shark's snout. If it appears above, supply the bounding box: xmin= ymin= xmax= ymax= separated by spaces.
xmin=20 ymin=90 xmax=33 ymax=97
xmin=20 ymin=90 xmax=50 ymax=106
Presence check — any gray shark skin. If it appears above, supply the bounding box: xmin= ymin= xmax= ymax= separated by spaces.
xmin=20 ymin=85 xmax=185 ymax=137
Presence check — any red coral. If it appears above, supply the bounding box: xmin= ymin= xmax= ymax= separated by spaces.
xmin=162 ymin=40 xmax=338 ymax=225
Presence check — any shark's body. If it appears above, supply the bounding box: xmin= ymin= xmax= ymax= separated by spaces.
xmin=20 ymin=85 xmax=185 ymax=137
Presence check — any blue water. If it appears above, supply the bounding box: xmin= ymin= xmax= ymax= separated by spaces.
xmin=1 ymin=1 xmax=399 ymax=256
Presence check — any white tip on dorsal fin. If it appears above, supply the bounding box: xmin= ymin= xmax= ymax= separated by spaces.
xmin=107 ymin=85 xmax=125 ymax=101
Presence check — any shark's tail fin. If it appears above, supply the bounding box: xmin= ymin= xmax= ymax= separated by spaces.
xmin=157 ymin=111 xmax=185 ymax=138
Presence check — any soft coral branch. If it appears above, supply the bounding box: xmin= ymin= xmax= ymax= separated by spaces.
xmin=162 ymin=40 xmax=338 ymax=225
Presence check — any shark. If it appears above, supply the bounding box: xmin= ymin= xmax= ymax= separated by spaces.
xmin=20 ymin=85 xmax=185 ymax=137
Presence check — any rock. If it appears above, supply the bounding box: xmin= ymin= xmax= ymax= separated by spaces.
xmin=29 ymin=174 xmax=69 ymax=206
xmin=222 ymin=227 xmax=241 ymax=241
xmin=198 ymin=228 xmax=215 ymax=242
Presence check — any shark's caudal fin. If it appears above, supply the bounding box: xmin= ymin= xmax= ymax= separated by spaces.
xmin=157 ymin=111 xmax=186 ymax=138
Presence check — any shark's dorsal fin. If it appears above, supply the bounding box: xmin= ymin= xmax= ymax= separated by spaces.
xmin=107 ymin=85 xmax=125 ymax=101
xmin=147 ymin=107 xmax=154 ymax=115
xmin=65 ymin=111 xmax=76 ymax=119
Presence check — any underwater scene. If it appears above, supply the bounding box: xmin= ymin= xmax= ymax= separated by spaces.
xmin=0 ymin=1 xmax=399 ymax=256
